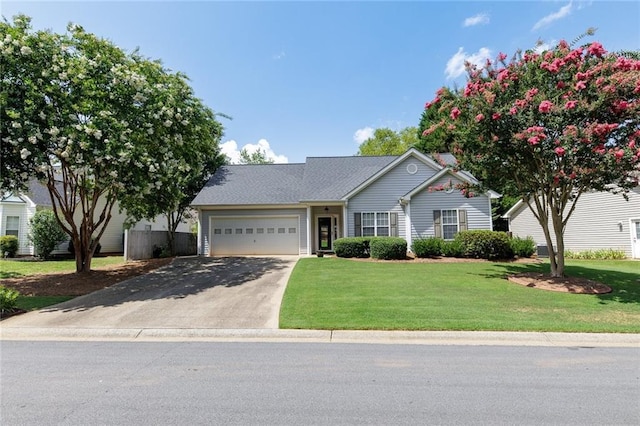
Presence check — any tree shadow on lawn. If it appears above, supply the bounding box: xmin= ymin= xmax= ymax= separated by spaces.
xmin=39 ymin=256 xmax=293 ymax=313
xmin=486 ymin=261 xmax=640 ymax=305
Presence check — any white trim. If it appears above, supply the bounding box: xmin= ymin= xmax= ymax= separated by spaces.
xmin=358 ymin=211 xmax=391 ymax=237
xmin=630 ymin=218 xmax=640 ymax=259
xmin=503 ymin=199 xmax=525 ymax=219
xmin=315 ymin=214 xmax=340 ymax=252
xmin=403 ymin=168 xmax=478 ymax=200
xmin=342 ymin=148 xmax=443 ymax=200
xmin=405 ymin=202 xmax=412 ymax=250
xmin=306 ymin=206 xmax=312 ymax=255
xmin=440 ymin=208 xmax=460 ymax=241
xmin=197 ymin=209 xmax=203 ymax=255
xmin=342 ymin=204 xmax=348 ymax=238
xmin=488 ymin=195 xmax=494 ymax=231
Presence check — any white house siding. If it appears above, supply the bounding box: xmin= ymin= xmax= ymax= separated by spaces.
xmin=1 ymin=200 xmax=37 ymax=256
xmin=410 ymin=176 xmax=492 ymax=240
xmin=508 ymin=188 xmax=640 ymax=258
xmin=199 ymin=208 xmax=308 ymax=255
xmin=347 ymin=157 xmax=440 ymax=238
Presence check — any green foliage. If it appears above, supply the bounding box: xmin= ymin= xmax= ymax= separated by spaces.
xmin=564 ymin=249 xmax=627 ymax=260
xmin=28 ymin=210 xmax=67 ymax=260
xmin=510 ymin=236 xmax=536 ymax=258
xmin=441 ymin=239 xmax=465 ymax=258
xmin=416 ymin=103 xmax=455 ymax=154
xmin=0 ymin=236 xmax=19 ymax=258
xmin=357 ymin=127 xmax=419 ymax=156
xmin=333 ymin=237 xmax=370 ymax=258
xmin=424 ymin=37 xmax=640 ymax=276
xmin=412 ymin=237 xmax=444 ymax=258
xmin=0 ymin=285 xmax=20 ymax=314
xmin=455 ymin=230 xmax=514 ymax=260
xmin=238 ymin=148 xmax=274 ymax=164
xmin=1 ymin=15 xmax=224 ymax=271
xmin=369 ymin=237 xmax=407 ymax=260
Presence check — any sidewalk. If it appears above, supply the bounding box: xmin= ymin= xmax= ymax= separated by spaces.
xmin=2 ymin=326 xmax=639 ymax=347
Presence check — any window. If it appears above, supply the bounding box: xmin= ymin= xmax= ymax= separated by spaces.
xmin=235 ymin=228 xmax=243 ymax=234
xmin=278 ymin=228 xmax=285 ymax=234
xmin=224 ymin=228 xmax=232 ymax=235
xmin=441 ymin=210 xmax=458 ymax=240
xmin=5 ymin=216 xmax=19 ymax=238
xmin=356 ymin=212 xmax=393 ymax=237
xmin=288 ymin=228 xmax=296 ymax=234
xmin=267 ymin=228 xmax=275 ymax=234
xmin=246 ymin=228 xmax=253 ymax=234
xmin=434 ymin=209 xmax=467 ymax=240
xmin=256 ymin=228 xmax=264 ymax=234
xmin=214 ymin=228 xmax=222 ymax=235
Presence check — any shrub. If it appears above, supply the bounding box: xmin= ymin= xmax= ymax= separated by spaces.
xmin=412 ymin=237 xmax=444 ymax=258
xmin=28 ymin=210 xmax=68 ymax=260
xmin=510 ymin=236 xmax=536 ymax=258
xmin=0 ymin=235 xmax=19 ymax=258
xmin=370 ymin=237 xmax=407 ymax=260
xmin=441 ymin=239 xmax=465 ymax=257
xmin=455 ymin=230 xmax=514 ymax=260
xmin=0 ymin=285 xmax=20 ymax=315
xmin=334 ymin=237 xmax=370 ymax=258
xmin=564 ymin=249 xmax=627 ymax=260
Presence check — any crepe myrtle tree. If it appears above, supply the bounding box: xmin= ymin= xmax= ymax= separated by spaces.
xmin=1 ymin=16 xmax=224 ymax=272
xmin=423 ymin=37 xmax=640 ymax=277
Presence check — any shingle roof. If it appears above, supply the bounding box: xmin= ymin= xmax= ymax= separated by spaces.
xmin=191 ymin=163 xmax=306 ymax=205
xmin=26 ymin=179 xmax=55 ymax=206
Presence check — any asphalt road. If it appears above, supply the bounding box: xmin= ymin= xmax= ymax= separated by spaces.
xmin=1 ymin=341 xmax=638 ymax=425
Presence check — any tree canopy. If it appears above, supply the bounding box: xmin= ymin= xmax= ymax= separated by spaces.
xmin=1 ymin=15 xmax=224 ymax=271
xmin=424 ymin=37 xmax=640 ymax=277
xmin=238 ymin=148 xmax=274 ymax=164
xmin=357 ymin=127 xmax=419 ymax=156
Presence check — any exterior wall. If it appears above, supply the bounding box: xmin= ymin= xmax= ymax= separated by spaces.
xmin=410 ymin=175 xmax=492 ymax=240
xmin=0 ymin=201 xmax=37 ymax=256
xmin=347 ymin=157 xmax=439 ymax=238
xmin=508 ymin=188 xmax=640 ymax=257
xmin=199 ymin=207 xmax=308 ymax=255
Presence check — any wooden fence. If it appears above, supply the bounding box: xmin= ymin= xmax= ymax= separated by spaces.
xmin=124 ymin=230 xmax=197 ymax=260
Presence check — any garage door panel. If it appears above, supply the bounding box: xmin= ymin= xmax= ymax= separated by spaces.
xmin=210 ymin=217 xmax=298 ymax=255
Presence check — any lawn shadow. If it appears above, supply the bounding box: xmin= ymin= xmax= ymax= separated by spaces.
xmin=39 ymin=256 xmax=293 ymax=313
xmin=487 ymin=261 xmax=640 ymax=305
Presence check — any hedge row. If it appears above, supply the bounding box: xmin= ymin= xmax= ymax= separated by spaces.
xmin=333 ymin=237 xmax=407 ymax=260
xmin=412 ymin=231 xmax=537 ymax=260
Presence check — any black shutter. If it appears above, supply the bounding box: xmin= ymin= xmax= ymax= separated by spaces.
xmin=390 ymin=213 xmax=398 ymax=237
xmin=354 ymin=213 xmax=361 ymax=237
xmin=433 ymin=210 xmax=442 ymax=238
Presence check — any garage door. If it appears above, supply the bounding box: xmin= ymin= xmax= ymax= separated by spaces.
xmin=210 ymin=217 xmax=299 ymax=255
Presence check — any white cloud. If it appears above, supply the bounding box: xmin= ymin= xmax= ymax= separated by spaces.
xmin=353 ymin=127 xmax=375 ymax=145
xmin=532 ymin=2 xmax=573 ymax=31
xmin=463 ymin=13 xmax=490 ymax=27
xmin=533 ymin=39 xmax=556 ymax=54
xmin=273 ymin=51 xmax=286 ymax=60
xmin=444 ymin=47 xmax=492 ymax=80
xmin=221 ymin=139 xmax=288 ymax=164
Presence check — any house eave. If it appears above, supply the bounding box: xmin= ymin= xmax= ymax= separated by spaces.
xmin=193 ymin=203 xmax=305 ymax=211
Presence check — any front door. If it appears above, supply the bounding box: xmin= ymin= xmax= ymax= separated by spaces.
xmin=633 ymin=220 xmax=640 ymax=258
xmin=318 ymin=217 xmax=332 ymax=251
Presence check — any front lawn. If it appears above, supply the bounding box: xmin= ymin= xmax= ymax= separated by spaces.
xmin=279 ymin=258 xmax=640 ymax=333
xmin=0 ymin=256 xmax=124 ymax=279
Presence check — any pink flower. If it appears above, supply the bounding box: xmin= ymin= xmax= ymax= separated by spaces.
xmin=509 ymin=106 xmax=518 ymax=115
xmin=613 ymin=100 xmax=629 ymax=113
xmin=497 ymin=52 xmax=507 ymax=62
xmin=475 ymin=113 xmax=484 ymax=122
xmin=450 ymin=107 xmax=461 ymax=120
xmin=525 ymin=88 xmax=539 ymax=100
xmin=556 ymin=81 xmax=566 ymax=89
xmin=576 ymin=80 xmax=587 ymax=91
xmin=569 ymin=172 xmax=577 ymax=179
xmin=614 ymin=149 xmax=625 ymax=160
xmin=424 ymin=101 xmax=433 ymax=109
xmin=555 ymin=147 xmax=566 ymax=156
xmin=538 ymin=100 xmax=553 ymax=113
xmin=528 ymin=137 xmax=540 ymax=145
xmin=492 ymin=112 xmax=501 ymax=120
xmin=587 ymin=42 xmax=606 ymax=57
xmin=564 ymin=100 xmax=578 ymax=110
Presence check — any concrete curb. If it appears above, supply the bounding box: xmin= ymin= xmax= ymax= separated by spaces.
xmin=1 ymin=327 xmax=639 ymax=347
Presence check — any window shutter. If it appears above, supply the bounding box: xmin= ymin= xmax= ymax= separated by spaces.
xmin=458 ymin=209 xmax=468 ymax=231
xmin=433 ymin=210 xmax=442 ymax=238
xmin=390 ymin=213 xmax=398 ymax=237
xmin=354 ymin=213 xmax=361 ymax=237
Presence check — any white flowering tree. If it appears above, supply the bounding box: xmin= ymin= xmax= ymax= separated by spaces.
xmin=1 ymin=16 xmax=224 ymax=272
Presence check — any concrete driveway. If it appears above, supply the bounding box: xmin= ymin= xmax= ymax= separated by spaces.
xmin=1 ymin=256 xmax=298 ymax=329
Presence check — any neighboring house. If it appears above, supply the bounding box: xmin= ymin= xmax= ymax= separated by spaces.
xmin=1 ymin=180 xmax=192 ymax=256
xmin=191 ymin=148 xmax=499 ymax=256
xmin=504 ymin=187 xmax=640 ymax=259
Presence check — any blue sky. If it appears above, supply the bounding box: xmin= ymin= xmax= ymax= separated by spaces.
xmin=3 ymin=1 xmax=639 ymax=163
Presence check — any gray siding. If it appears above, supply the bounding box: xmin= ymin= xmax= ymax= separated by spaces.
xmin=199 ymin=208 xmax=308 ymax=255
xmin=509 ymin=188 xmax=640 ymax=257
xmin=347 ymin=157 xmax=439 ymax=238
xmin=410 ymin=176 xmax=492 ymax=239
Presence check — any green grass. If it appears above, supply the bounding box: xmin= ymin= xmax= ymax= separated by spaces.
xmin=15 ymin=295 xmax=74 ymax=311
xmin=280 ymin=258 xmax=640 ymax=333
xmin=0 ymin=256 xmax=124 ymax=279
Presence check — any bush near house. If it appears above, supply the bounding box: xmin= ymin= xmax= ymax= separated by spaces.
xmin=0 ymin=235 xmax=19 ymax=258
xmin=333 ymin=237 xmax=370 ymax=258
xmin=510 ymin=236 xmax=536 ymax=258
xmin=370 ymin=237 xmax=407 ymax=260
xmin=412 ymin=237 xmax=444 ymax=258
xmin=441 ymin=239 xmax=465 ymax=258
xmin=455 ymin=230 xmax=513 ymax=260
xmin=28 ymin=210 xmax=68 ymax=260
xmin=565 ymin=249 xmax=627 ymax=260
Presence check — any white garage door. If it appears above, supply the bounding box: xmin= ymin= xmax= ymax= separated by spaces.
xmin=210 ymin=217 xmax=299 ymax=255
